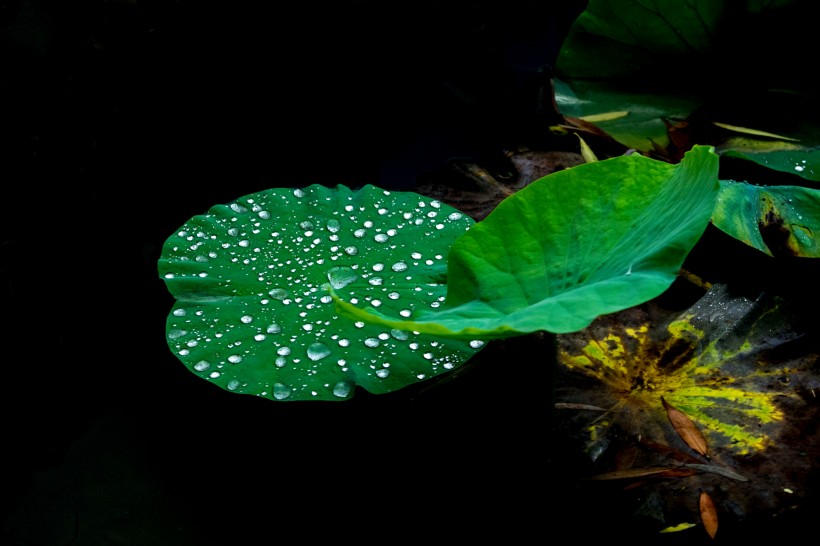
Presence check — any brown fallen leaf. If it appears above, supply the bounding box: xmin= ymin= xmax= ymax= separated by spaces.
xmin=699 ymin=490 xmax=719 ymax=539
xmin=583 ymin=467 xmax=697 ymax=480
xmin=661 ymin=396 xmax=709 ymax=457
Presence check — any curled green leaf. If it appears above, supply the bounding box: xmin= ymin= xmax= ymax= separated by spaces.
xmin=335 ymin=145 xmax=720 ymax=338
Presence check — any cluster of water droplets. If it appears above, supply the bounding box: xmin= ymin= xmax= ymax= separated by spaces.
xmin=161 ymin=185 xmax=485 ymax=401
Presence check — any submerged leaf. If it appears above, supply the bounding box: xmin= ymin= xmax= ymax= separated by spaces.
xmin=659 ymin=522 xmax=697 ymax=533
xmin=699 ymin=490 xmax=719 ymax=539
xmin=554 ymin=280 xmax=820 ymax=532
xmin=335 ymin=145 xmax=719 ymax=338
xmin=158 ymin=184 xmax=485 ymax=401
xmin=661 ymin=396 xmax=709 ymax=456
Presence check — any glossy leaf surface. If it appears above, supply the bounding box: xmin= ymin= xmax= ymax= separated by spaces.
xmin=159 ymin=184 xmax=485 ymax=401
xmin=335 ymin=146 xmax=719 ymax=338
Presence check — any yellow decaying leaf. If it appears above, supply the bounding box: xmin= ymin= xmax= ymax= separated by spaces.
xmin=699 ymin=490 xmax=719 ymax=539
xmin=661 ymin=397 xmax=708 ymax=457
xmin=575 ymin=133 xmax=598 ymax=163
xmin=579 ymin=110 xmax=629 ymax=123
xmin=711 ymin=121 xmax=799 ymax=142
xmin=660 ymin=522 xmax=696 ymax=533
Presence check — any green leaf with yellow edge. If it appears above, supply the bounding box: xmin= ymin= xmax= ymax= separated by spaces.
xmin=334 ymin=145 xmax=719 ymax=338
xmin=712 ymin=180 xmax=820 ymax=257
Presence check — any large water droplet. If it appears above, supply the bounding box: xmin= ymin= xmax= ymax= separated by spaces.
xmin=332 ymin=381 xmax=352 ymax=398
xmin=269 ymin=288 xmax=288 ymax=300
xmin=307 ymin=342 xmax=332 ymax=361
xmin=326 ymin=218 xmax=341 ymax=232
xmin=327 ymin=266 xmax=358 ymax=289
xmin=273 ymin=383 xmax=292 ymax=400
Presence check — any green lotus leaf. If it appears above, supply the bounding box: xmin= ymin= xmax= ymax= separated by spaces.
xmin=334 ymin=145 xmax=719 ymax=338
xmin=720 ymin=148 xmax=820 ymax=182
xmin=555 ymin=0 xmax=726 ymax=81
xmin=712 ymin=180 xmax=820 ymax=257
xmin=158 ymin=184 xmax=485 ymax=401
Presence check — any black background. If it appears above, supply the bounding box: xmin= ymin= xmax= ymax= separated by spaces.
xmin=1 ymin=1 xmax=817 ymax=545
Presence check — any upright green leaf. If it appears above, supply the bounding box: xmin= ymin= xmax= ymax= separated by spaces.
xmin=335 ymin=146 xmax=720 ymax=337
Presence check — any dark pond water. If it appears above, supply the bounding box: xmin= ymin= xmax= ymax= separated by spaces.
xmin=2 ymin=2 xmax=817 ymax=544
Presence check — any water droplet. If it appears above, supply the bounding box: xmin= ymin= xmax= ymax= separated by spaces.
xmin=275 ymin=356 xmax=287 ymax=367
xmin=368 ymin=276 xmax=384 ymax=286
xmin=326 ymin=219 xmax=341 ymax=232
xmin=240 ymin=315 xmax=253 ymax=324
xmin=230 ymin=202 xmax=248 ymax=213
xmin=332 ymin=381 xmax=352 ymax=398
xmin=338 ymin=338 xmax=350 ymax=347
xmin=277 ymin=347 xmax=292 ymax=356
xmin=267 ymin=323 xmax=282 ymax=334
xmin=168 ymin=329 xmax=187 ymax=339
xmin=364 ymin=338 xmax=380 ymax=348
xmin=228 ymin=355 xmax=243 ymax=364
xmin=273 ymin=383 xmax=292 ymax=400
xmin=391 ymin=261 xmax=408 ymax=272
xmin=376 ymin=369 xmax=390 ymax=378
xmin=269 ymin=288 xmax=288 ymax=300
xmin=344 ymin=246 xmax=359 ymax=256
xmin=390 ymin=329 xmax=409 ymax=341
xmin=193 ymin=360 xmax=210 ymax=371
xmin=254 ymin=334 xmax=266 ymax=341
xmin=327 ymin=266 xmax=358 ymax=289
xmin=354 ymin=228 xmax=366 ymax=238
xmin=307 ymin=342 xmax=332 ymax=361
xmin=227 ymin=379 xmax=241 ymax=390
xmin=374 ymin=233 xmax=389 ymax=243
xmin=469 ymin=340 xmax=485 ymax=349
xmin=448 ymin=212 xmax=462 ymax=221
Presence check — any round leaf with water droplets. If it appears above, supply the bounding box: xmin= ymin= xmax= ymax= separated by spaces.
xmin=159 ymin=184 xmax=485 ymax=401
xmin=335 ymin=146 xmax=719 ymax=337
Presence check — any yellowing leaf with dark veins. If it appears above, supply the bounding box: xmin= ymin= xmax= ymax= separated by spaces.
xmin=553 ymin=280 xmax=820 ymax=535
xmin=557 ymin=283 xmax=799 ymax=455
